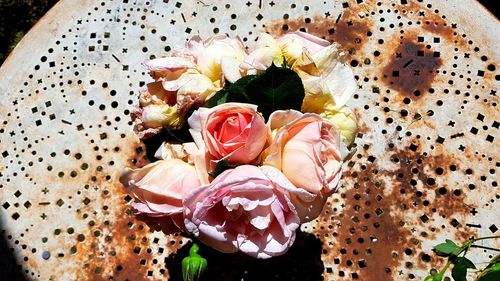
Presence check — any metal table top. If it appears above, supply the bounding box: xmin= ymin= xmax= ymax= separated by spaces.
xmin=0 ymin=0 xmax=498 ymax=280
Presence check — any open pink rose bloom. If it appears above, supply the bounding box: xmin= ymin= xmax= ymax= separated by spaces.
xmin=121 ymin=31 xmax=357 ymax=259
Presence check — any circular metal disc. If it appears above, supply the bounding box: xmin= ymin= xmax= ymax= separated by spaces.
xmin=0 ymin=0 xmax=498 ymax=280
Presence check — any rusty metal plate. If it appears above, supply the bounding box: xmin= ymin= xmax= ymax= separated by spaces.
xmin=0 ymin=0 xmax=498 ymax=280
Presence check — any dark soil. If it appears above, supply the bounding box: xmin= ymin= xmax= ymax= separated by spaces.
xmin=0 ymin=0 xmax=58 ymax=66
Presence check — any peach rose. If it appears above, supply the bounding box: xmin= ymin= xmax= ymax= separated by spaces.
xmin=120 ymin=159 xmax=201 ymax=232
xmin=188 ymin=103 xmax=267 ymax=165
xmin=259 ymin=165 xmax=329 ymax=223
xmin=263 ymin=110 xmax=343 ymax=195
xmin=183 ymin=165 xmax=300 ymax=258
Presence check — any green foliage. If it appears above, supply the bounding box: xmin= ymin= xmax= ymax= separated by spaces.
xmin=205 ymin=75 xmax=255 ymax=108
xmin=426 ymin=237 xmax=500 ymax=281
xmin=205 ymin=63 xmax=305 ymax=120
xmin=182 ymin=244 xmax=207 ymax=281
xmin=452 ymin=257 xmax=476 ymax=281
xmin=434 ymin=239 xmax=462 ymax=256
xmin=476 ymin=255 xmax=500 ymax=281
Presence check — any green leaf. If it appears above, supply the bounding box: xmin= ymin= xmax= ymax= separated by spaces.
xmin=205 ymin=75 xmax=255 ymax=108
xmin=434 ymin=240 xmax=462 ymax=256
xmin=204 ymin=89 xmax=229 ymax=108
xmin=227 ymin=75 xmax=256 ymax=99
xmin=424 ymin=274 xmax=443 ymax=281
xmin=463 ymin=257 xmax=476 ymax=269
xmin=476 ymin=266 xmax=500 ymax=281
xmin=451 ymin=257 xmax=468 ymax=281
xmin=477 ymin=255 xmax=500 ymax=281
xmin=226 ymin=63 xmax=305 ymax=120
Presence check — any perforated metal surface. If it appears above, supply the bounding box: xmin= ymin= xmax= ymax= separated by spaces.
xmin=0 ymin=0 xmax=498 ymax=280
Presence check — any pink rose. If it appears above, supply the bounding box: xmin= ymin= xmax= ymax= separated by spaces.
xmin=188 ymin=103 xmax=268 ymax=164
xmin=183 ymin=165 xmax=300 ymax=258
xmin=120 ymin=159 xmax=201 ymax=232
xmin=263 ymin=110 xmax=343 ymax=195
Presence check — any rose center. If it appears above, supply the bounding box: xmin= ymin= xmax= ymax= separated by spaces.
xmin=215 ymin=113 xmax=252 ymax=143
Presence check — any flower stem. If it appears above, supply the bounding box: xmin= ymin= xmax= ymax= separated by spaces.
xmin=473 ymin=235 xmax=500 ymax=242
xmin=470 ymin=245 xmax=500 ymax=252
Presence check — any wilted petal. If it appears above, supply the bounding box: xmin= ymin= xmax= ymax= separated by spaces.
xmin=143 ymin=56 xmax=197 ymax=80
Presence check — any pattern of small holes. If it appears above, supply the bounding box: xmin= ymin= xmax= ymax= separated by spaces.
xmin=0 ymin=0 xmax=498 ymax=280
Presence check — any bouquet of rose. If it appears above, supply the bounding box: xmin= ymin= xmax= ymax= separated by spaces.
xmin=120 ymin=31 xmax=358 ymax=259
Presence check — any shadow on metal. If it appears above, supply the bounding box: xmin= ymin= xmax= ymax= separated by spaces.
xmin=0 ymin=220 xmax=27 ymax=281
xmin=165 ymin=230 xmax=324 ymax=281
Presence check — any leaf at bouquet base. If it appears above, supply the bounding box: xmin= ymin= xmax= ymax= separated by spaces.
xmin=204 ymin=88 xmax=229 ymax=108
xmin=205 ymin=75 xmax=255 ymax=108
xmin=245 ymin=63 xmax=305 ymax=119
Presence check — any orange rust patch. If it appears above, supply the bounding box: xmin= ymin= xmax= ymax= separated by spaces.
xmin=380 ymin=34 xmax=443 ymax=99
xmin=74 ymin=190 xmax=153 ymax=280
xmin=317 ymin=140 xmax=477 ymax=280
xmin=265 ymin=9 xmax=373 ymax=53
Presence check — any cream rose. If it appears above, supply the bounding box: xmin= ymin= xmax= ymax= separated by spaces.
xmin=294 ymin=44 xmax=356 ymax=108
xmin=240 ymin=33 xmax=284 ymax=74
xmin=131 ymin=84 xmax=183 ymax=139
xmin=183 ymin=35 xmax=247 ymax=83
xmin=134 ymin=56 xmax=218 ymax=138
xmin=277 ymin=31 xmax=330 ymax=64
xmin=319 ymin=105 xmax=358 ymax=146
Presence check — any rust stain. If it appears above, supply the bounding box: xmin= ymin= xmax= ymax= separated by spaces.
xmin=402 ymin=1 xmax=460 ymax=45
xmin=73 ymin=144 xmax=157 ymax=281
xmin=265 ymin=7 xmax=373 ymax=53
xmin=127 ymin=141 xmax=149 ymax=169
xmin=74 ymin=183 xmax=153 ymax=280
xmin=380 ymin=33 xmax=443 ymax=99
xmin=316 ymin=139 xmax=477 ymax=280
